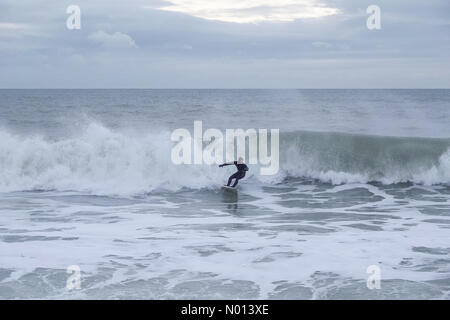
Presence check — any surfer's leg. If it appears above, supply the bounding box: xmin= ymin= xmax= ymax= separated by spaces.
xmin=227 ymin=172 xmax=239 ymax=186
xmin=231 ymin=173 xmax=245 ymax=188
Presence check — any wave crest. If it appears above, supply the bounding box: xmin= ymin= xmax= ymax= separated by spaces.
xmin=0 ymin=124 xmax=450 ymax=194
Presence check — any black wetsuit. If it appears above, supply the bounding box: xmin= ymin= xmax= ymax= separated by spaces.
xmin=222 ymin=161 xmax=249 ymax=187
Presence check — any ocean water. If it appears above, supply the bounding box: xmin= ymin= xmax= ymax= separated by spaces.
xmin=0 ymin=89 xmax=449 ymax=299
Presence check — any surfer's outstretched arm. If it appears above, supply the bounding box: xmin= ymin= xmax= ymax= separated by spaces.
xmin=219 ymin=162 xmax=234 ymax=167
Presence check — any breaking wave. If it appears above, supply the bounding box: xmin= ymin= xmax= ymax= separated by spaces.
xmin=0 ymin=122 xmax=449 ymax=194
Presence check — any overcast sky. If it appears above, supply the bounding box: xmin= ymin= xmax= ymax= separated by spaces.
xmin=0 ymin=0 xmax=449 ymax=88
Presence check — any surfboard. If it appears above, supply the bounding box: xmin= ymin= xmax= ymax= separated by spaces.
xmin=222 ymin=186 xmax=237 ymax=193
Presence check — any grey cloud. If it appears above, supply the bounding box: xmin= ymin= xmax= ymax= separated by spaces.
xmin=0 ymin=0 xmax=448 ymax=88
xmin=88 ymin=30 xmax=138 ymax=48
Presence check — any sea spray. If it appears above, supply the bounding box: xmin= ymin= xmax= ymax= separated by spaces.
xmin=1 ymin=123 xmax=450 ymax=195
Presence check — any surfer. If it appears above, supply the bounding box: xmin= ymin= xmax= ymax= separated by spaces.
xmin=219 ymin=157 xmax=249 ymax=188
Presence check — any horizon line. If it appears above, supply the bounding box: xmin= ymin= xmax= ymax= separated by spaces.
xmin=0 ymin=88 xmax=449 ymax=90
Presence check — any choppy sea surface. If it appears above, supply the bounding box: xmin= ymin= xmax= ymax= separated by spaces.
xmin=0 ymin=89 xmax=449 ymax=299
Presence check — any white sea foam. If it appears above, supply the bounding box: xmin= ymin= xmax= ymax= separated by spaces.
xmin=0 ymin=122 xmax=449 ymax=195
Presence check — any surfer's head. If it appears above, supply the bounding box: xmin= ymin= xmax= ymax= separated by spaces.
xmin=238 ymin=157 xmax=244 ymax=164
